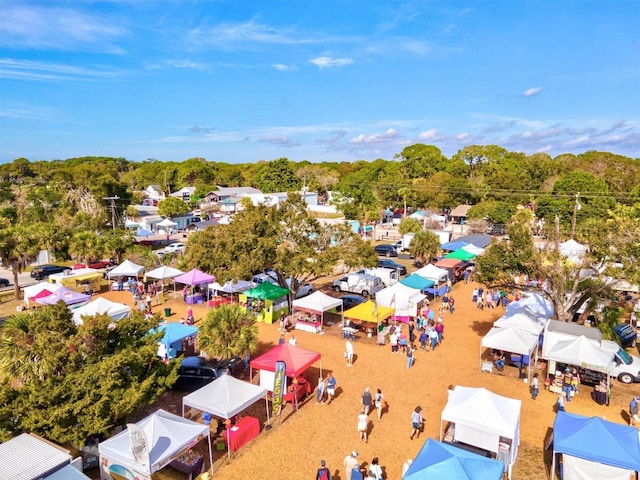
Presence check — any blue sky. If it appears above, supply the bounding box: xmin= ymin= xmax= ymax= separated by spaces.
xmin=1 ymin=1 xmax=638 ymax=165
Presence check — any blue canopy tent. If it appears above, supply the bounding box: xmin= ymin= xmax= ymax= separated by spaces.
xmin=441 ymin=240 xmax=469 ymax=252
xmin=135 ymin=227 xmax=154 ymax=237
xmin=152 ymin=323 xmax=199 ymax=359
xmin=553 ymin=411 xmax=640 ymax=479
xmin=400 ymin=274 xmax=435 ymax=291
xmin=403 ymin=438 xmax=504 ymax=480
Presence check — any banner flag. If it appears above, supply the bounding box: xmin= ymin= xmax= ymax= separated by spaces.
xmin=128 ymin=422 xmax=150 ymax=466
xmin=272 ymin=360 xmax=286 ymax=416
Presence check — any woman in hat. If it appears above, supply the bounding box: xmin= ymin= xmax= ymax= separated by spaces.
xmin=410 ymin=406 xmax=424 ymax=440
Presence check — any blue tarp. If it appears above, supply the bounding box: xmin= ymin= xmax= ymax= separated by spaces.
xmin=456 ymin=233 xmax=492 ymax=248
xmin=441 ymin=240 xmax=469 ymax=251
xmin=400 ymin=274 xmax=435 ymax=290
xmin=135 ymin=227 xmax=154 ymax=237
xmin=403 ymin=438 xmax=504 ymax=480
xmin=151 ymin=323 xmax=199 ymax=358
xmin=554 ymin=411 xmax=640 ymax=472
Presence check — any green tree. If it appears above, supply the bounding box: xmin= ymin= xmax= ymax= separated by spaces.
xmin=157 ymin=197 xmax=190 ymax=218
xmin=68 ymin=231 xmax=102 ymax=264
xmin=254 ymin=158 xmax=300 ymax=193
xmin=398 ymin=218 xmax=422 ymax=235
xmin=0 ymin=225 xmax=41 ymax=300
xmin=409 ymin=230 xmax=441 ymax=266
xmin=197 ymin=305 xmax=258 ymax=359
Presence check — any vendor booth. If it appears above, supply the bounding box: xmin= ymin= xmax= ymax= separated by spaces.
xmin=240 ymin=282 xmax=289 ymax=324
xmin=441 ymin=240 xmax=469 ymax=252
xmin=403 ymin=438 xmax=504 ymax=480
xmin=182 ymin=375 xmax=269 ymax=457
xmin=461 ymin=244 xmax=485 ymax=256
xmin=152 ymin=323 xmax=199 ymax=360
xmin=145 ymin=266 xmax=185 ymax=297
xmin=36 ymin=286 xmax=91 ymax=308
xmin=107 ymin=259 xmax=145 ymax=279
xmin=291 ymin=291 xmax=343 ymax=333
xmin=72 ymin=297 xmax=131 ymax=325
xmin=207 ymin=279 xmax=255 ymax=307
xmin=480 ymin=326 xmax=539 ymax=380
xmin=49 ymin=268 xmax=103 ymax=294
xmin=375 ymin=282 xmax=426 ymax=321
xmin=552 ymin=411 xmax=640 ymax=480
xmin=174 ymin=269 xmax=215 ymax=305
xmin=23 ymin=281 xmax=64 ymax=308
xmin=493 ymin=312 xmax=548 ymax=335
xmin=504 ymin=292 xmax=554 ymax=320
xmin=440 ymin=386 xmax=521 ymax=479
xmin=343 ymin=300 xmax=395 ymax=339
xmin=414 ymin=264 xmax=449 ymax=284
xmin=445 ymin=248 xmax=477 ymax=262
xmin=400 ymin=273 xmax=435 ymax=292
xmin=98 ymin=409 xmax=212 ymax=480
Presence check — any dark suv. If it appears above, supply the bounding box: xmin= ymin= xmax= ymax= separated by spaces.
xmin=30 ymin=264 xmax=72 ymax=280
xmin=172 ymin=356 xmax=244 ymax=391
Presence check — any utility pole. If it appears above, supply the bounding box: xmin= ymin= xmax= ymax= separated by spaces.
xmin=103 ymin=196 xmax=119 ymax=231
xmin=570 ymin=192 xmax=580 ymax=239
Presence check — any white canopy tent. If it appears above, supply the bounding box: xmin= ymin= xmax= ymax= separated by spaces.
xmin=493 ymin=312 xmax=548 ymax=335
xmin=375 ymin=282 xmax=426 ymax=318
xmin=156 ymin=217 xmax=177 ymax=228
xmin=462 ymin=244 xmax=485 ymax=255
xmin=414 ymin=264 xmax=449 ymax=283
xmin=145 ymin=265 xmax=184 ymax=281
xmin=559 ymin=239 xmax=587 ymax=263
xmin=182 ymin=375 xmax=269 ymax=458
xmin=107 ymin=259 xmax=145 ymax=279
xmin=480 ymin=326 xmax=539 ymax=381
xmin=23 ymin=281 xmax=64 ymax=308
xmin=291 ymin=290 xmax=343 ymax=332
xmin=504 ymin=292 xmax=554 ymax=319
xmin=98 ymin=409 xmax=212 ymax=480
xmin=208 ymin=279 xmax=255 ymax=294
xmin=72 ymin=297 xmax=131 ymax=325
xmin=440 ymin=386 xmax=521 ymax=479
xmin=547 ymin=335 xmax=614 ymax=373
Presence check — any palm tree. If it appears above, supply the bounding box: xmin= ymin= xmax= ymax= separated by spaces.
xmin=197 ymin=304 xmax=258 ymax=359
xmin=410 ymin=230 xmax=442 ymax=266
xmin=0 ymin=225 xmax=41 ymax=300
xmin=69 ymin=230 xmax=102 ymax=264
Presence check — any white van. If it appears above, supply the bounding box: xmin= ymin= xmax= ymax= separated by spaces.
xmin=332 ymin=273 xmax=384 ymax=298
xmin=362 ymin=267 xmax=399 ymax=287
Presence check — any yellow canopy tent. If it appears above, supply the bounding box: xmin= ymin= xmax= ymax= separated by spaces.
xmin=343 ymin=300 xmax=395 ymax=324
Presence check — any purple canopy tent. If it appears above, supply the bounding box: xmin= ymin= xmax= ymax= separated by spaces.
xmin=36 ymin=286 xmax=91 ymax=307
xmin=174 ymin=269 xmax=215 ymax=304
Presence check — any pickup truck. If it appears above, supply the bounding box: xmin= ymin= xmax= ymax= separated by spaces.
xmin=172 ymin=356 xmax=244 ymax=391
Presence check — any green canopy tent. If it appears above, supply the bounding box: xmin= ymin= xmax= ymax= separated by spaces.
xmin=242 ymin=282 xmax=290 ymax=324
xmin=445 ymin=248 xmax=477 ymax=261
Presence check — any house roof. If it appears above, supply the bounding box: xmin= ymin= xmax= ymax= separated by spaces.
xmin=450 ymin=205 xmax=472 ymax=217
xmin=0 ymin=433 xmax=71 ymax=480
xmin=170 ymin=187 xmax=196 ymax=197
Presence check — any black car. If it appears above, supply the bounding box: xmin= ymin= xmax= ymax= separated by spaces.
xmin=0 ymin=278 xmax=9 ymax=288
xmin=374 ymin=244 xmax=398 ymax=257
xmin=30 ymin=264 xmax=72 ymax=280
xmin=377 ymin=259 xmax=407 ymax=275
xmin=340 ymin=294 xmax=366 ymax=311
xmin=172 ymin=356 xmax=244 ymax=391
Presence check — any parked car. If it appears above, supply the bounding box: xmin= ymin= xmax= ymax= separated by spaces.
xmin=164 ymin=242 xmax=186 ymax=254
xmin=172 ymin=356 xmax=244 ymax=391
xmin=614 ymin=323 xmax=637 ymax=349
xmin=374 ymin=244 xmax=398 ymax=257
xmin=332 ymin=273 xmax=384 ymax=298
xmin=340 ymin=294 xmax=366 ymax=310
xmin=30 ymin=264 xmax=72 ymax=280
xmin=73 ymin=259 xmax=115 ymax=270
xmin=377 ymin=259 xmax=407 ymax=275
xmin=0 ymin=278 xmax=9 ymax=288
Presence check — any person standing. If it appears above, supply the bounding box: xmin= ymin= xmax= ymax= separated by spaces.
xmin=557 ymin=392 xmax=566 ymax=412
xmin=316 ymin=459 xmax=332 ymax=480
xmin=346 ymin=340 xmax=354 ymax=366
xmin=531 ymin=373 xmax=540 ymax=400
xmin=326 ymin=373 xmax=337 ymax=405
xmin=428 ymin=323 xmax=439 ymax=351
xmin=288 ymin=334 xmax=297 ymax=346
xmin=435 ymin=321 xmax=444 ymax=344
xmin=448 ymin=295 xmax=455 ymax=314
xmin=361 ymin=387 xmax=372 ymax=415
xmin=343 ymin=451 xmax=359 ymax=480
xmin=357 ymin=409 xmax=368 ymax=443
xmin=374 ymin=388 xmax=385 ymax=420
xmin=630 ymin=395 xmax=640 ymax=424
xmin=406 ymin=345 xmax=415 ymax=369
xmin=389 ymin=330 xmax=399 ymax=354
xmin=562 ymin=368 xmax=573 ymax=401
xmin=410 ymin=406 xmax=424 ymax=440
xmin=278 ymin=334 xmax=285 ymax=345
xmin=368 ymin=457 xmax=383 ymax=480
xmin=316 ymin=375 xmax=326 ymax=404
xmin=419 ymin=329 xmax=428 ymax=351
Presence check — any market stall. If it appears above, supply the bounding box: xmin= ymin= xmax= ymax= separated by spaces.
xmin=174 ymin=268 xmax=215 ymax=304
xmin=440 ymin=386 xmax=521 ymax=479
xmin=343 ymin=300 xmax=395 ymax=338
xmin=504 ymin=292 xmax=554 ymax=320
xmin=98 ymin=409 xmax=212 ymax=480
xmin=241 ymin=282 xmax=289 ymax=324
xmin=182 ymin=375 xmax=269 ymax=457
xmin=23 ymin=281 xmax=64 ymax=308
xmin=403 ymin=438 xmax=504 ymax=480
xmin=400 ymin=273 xmax=435 ymax=292
xmin=36 ymin=286 xmax=91 ymax=308
xmin=445 ymin=248 xmax=477 ymax=262
xmin=72 ymin=297 xmax=131 ymax=326
xmin=480 ymin=326 xmax=539 ymax=381
xmin=207 ymin=280 xmax=255 ymax=306
xmin=414 ymin=264 xmax=449 ymax=284
xmin=375 ymin=282 xmax=426 ymax=321
xmin=106 ymin=259 xmax=145 ymax=279
xmin=552 ymin=411 xmax=640 ymax=480
xmin=145 ymin=265 xmax=185 ymax=298
xmin=152 ymin=323 xmax=199 ymax=360
xmin=291 ymin=290 xmax=343 ymax=333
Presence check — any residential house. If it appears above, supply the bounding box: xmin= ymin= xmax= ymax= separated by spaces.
xmin=144 ymin=185 xmax=165 ymax=205
xmin=449 ymin=204 xmax=472 ymax=225
xmin=170 ymin=186 xmax=196 ymax=203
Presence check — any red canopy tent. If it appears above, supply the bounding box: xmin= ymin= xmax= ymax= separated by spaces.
xmin=249 ymin=343 xmax=321 ymax=379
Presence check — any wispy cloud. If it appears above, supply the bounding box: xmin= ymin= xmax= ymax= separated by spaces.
xmin=349 ymin=128 xmax=399 ymax=144
xmin=258 ymin=135 xmax=294 ymax=145
xmin=0 ymin=101 xmax=58 ymax=121
xmin=522 ymin=87 xmax=542 ymax=97
xmin=0 ymin=59 xmax=120 ymax=81
xmin=0 ymin=5 xmax=126 ymax=53
xmin=165 ymin=59 xmax=210 ymax=71
xmin=272 ymin=64 xmax=296 ymax=71
xmin=310 ymin=56 xmax=353 ymax=68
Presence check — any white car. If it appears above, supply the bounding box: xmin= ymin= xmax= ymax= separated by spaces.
xmin=164 ymin=242 xmax=186 ymax=254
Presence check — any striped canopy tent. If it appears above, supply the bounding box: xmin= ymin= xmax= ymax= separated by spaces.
xmin=400 ymin=273 xmax=435 ymax=291
xmin=445 ymin=248 xmax=477 ymax=261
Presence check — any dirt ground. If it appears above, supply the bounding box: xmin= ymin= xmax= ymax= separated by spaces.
xmin=2 ymin=278 xmax=638 ymax=480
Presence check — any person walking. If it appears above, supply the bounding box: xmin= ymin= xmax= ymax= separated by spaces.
xmin=435 ymin=321 xmax=444 ymax=344
xmin=357 ymin=409 xmax=368 ymax=443
xmin=630 ymin=395 xmax=640 ymax=425
xmin=557 ymin=392 xmax=566 ymax=412
xmin=410 ymin=406 xmax=424 ymax=440
xmin=374 ymin=388 xmax=385 ymax=420
xmin=389 ymin=330 xmax=399 ymax=354
xmin=428 ymin=323 xmax=439 ymax=351
xmin=531 ymin=373 xmax=540 ymax=400
xmin=346 ymin=340 xmax=354 ymax=366
xmin=326 ymin=373 xmax=337 ymax=405
xmin=419 ymin=329 xmax=428 ymax=351
xmin=361 ymin=387 xmax=372 ymax=415
xmin=343 ymin=451 xmax=359 ymax=480
xmin=562 ymin=367 xmax=573 ymax=401
xmin=406 ymin=345 xmax=415 ymax=369
xmin=316 ymin=375 xmax=326 ymax=404
xmin=316 ymin=459 xmax=332 ymax=480
xmin=448 ymin=295 xmax=455 ymax=314
xmin=367 ymin=457 xmax=383 ymax=480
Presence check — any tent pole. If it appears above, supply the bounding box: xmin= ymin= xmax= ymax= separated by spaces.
xmin=265 ymin=394 xmax=271 ymax=426
xmin=207 ymin=432 xmax=213 ymax=476
xmin=226 ymin=424 xmax=231 ymax=458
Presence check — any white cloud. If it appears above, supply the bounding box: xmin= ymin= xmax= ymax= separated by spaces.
xmin=165 ymin=60 xmax=210 ymax=71
xmin=272 ymin=64 xmax=296 ymax=71
xmin=349 ymin=128 xmax=398 ymax=144
xmin=310 ymin=56 xmax=353 ymax=68
xmin=522 ymin=87 xmax=542 ymax=97
xmin=418 ymin=128 xmax=439 ymax=140
xmin=456 ymin=132 xmax=471 ymax=140
xmin=0 ymin=58 xmax=120 ymax=81
xmin=258 ymin=135 xmax=291 ymax=145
